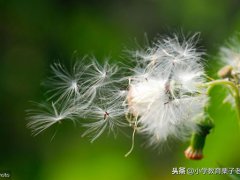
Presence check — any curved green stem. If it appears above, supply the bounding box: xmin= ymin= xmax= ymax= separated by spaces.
xmin=204 ymin=80 xmax=238 ymax=94
xmin=203 ymin=79 xmax=240 ymax=123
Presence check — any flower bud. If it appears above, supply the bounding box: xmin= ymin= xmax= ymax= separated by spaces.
xmin=184 ymin=146 xmax=203 ymax=160
xmin=184 ymin=115 xmax=214 ymax=160
xmin=217 ymin=65 xmax=233 ymax=78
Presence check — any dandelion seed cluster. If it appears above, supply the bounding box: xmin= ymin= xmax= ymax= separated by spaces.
xmin=220 ymin=36 xmax=240 ymax=73
xmin=219 ymin=34 xmax=240 ymax=107
xmin=27 ymin=34 xmax=208 ymax=147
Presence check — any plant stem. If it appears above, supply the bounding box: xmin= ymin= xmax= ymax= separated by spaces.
xmin=203 ymin=79 xmax=240 ymax=123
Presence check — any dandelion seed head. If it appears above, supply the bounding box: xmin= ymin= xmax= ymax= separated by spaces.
xmin=28 ymin=33 xmax=207 ymax=149
xmin=127 ymin=34 xmax=207 ymax=145
xmin=132 ymin=34 xmax=203 ymax=75
xmin=128 ymin=77 xmax=166 ymax=115
xmin=220 ymin=36 xmax=240 ymax=71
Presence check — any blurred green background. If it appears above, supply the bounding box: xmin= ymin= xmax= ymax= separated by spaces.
xmin=1 ymin=0 xmax=240 ymax=179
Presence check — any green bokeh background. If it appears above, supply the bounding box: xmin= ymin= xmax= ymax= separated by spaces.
xmin=1 ymin=0 xmax=240 ymax=179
